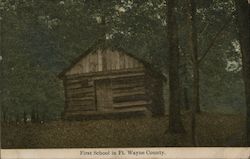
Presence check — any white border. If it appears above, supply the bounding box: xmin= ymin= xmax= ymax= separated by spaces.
xmin=1 ymin=148 xmax=250 ymax=159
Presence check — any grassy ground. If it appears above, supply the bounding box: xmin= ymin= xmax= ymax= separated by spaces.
xmin=1 ymin=112 xmax=247 ymax=148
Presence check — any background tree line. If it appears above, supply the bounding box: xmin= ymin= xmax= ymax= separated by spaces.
xmin=0 ymin=0 xmax=248 ymax=144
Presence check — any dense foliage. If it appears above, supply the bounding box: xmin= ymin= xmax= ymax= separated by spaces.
xmin=0 ymin=0 xmax=245 ymax=121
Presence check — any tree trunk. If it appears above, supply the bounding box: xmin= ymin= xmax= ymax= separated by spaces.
xmin=187 ymin=0 xmax=199 ymax=145
xmin=235 ymin=0 xmax=250 ymax=146
xmin=2 ymin=107 xmax=7 ymax=123
xmin=167 ymin=0 xmax=185 ymax=133
xmin=184 ymin=87 xmax=190 ymax=110
xmin=183 ymin=52 xmax=190 ymax=110
xmin=3 ymin=111 xmax=6 ymax=122
xmin=31 ymin=108 xmax=36 ymax=123
xmin=35 ymin=112 xmax=40 ymax=123
xmin=15 ymin=113 xmax=20 ymax=124
xmin=23 ymin=111 xmax=27 ymax=124
xmin=192 ymin=63 xmax=199 ymax=146
xmin=41 ymin=111 xmax=46 ymax=123
xmin=190 ymin=0 xmax=200 ymax=114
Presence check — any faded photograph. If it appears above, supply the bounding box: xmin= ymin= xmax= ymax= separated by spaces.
xmin=1 ymin=0 xmax=250 ymax=148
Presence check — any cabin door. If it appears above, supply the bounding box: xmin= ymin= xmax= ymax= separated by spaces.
xmin=95 ymin=79 xmax=113 ymax=111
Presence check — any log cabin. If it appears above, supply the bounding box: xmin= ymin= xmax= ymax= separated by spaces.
xmin=58 ymin=40 xmax=167 ymax=120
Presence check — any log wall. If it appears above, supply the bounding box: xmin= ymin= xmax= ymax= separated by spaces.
xmin=64 ymin=77 xmax=96 ymax=114
xmin=111 ymin=72 xmax=151 ymax=110
xmin=61 ymin=47 xmax=165 ymax=119
xmin=63 ymin=70 xmax=153 ymax=118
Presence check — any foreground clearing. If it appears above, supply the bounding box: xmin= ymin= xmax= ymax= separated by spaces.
xmin=1 ymin=112 xmax=246 ymax=148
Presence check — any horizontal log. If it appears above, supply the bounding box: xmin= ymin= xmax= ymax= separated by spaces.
xmin=66 ymin=84 xmax=93 ymax=90
xmin=113 ymin=100 xmax=151 ymax=108
xmin=112 ymin=87 xmax=145 ymax=94
xmin=112 ymin=80 xmax=145 ymax=86
xmin=67 ymin=92 xmax=94 ymax=98
xmin=114 ymin=105 xmax=147 ymax=110
xmin=66 ymin=106 xmax=96 ymax=112
xmin=112 ymin=83 xmax=145 ymax=89
xmin=66 ymin=79 xmax=89 ymax=85
xmin=67 ymin=100 xmax=94 ymax=106
xmin=112 ymin=86 xmax=145 ymax=93
xmin=112 ymin=75 xmax=145 ymax=83
xmin=66 ymin=86 xmax=94 ymax=93
xmin=66 ymin=81 xmax=92 ymax=88
xmin=92 ymin=72 xmax=146 ymax=81
xmin=66 ymin=75 xmax=90 ymax=81
xmin=113 ymin=91 xmax=146 ymax=97
xmin=67 ymin=97 xmax=94 ymax=101
xmin=67 ymin=103 xmax=94 ymax=108
xmin=65 ymin=68 xmax=145 ymax=80
xmin=113 ymin=94 xmax=147 ymax=103
xmin=67 ymin=102 xmax=94 ymax=107
xmin=66 ymin=83 xmax=83 ymax=89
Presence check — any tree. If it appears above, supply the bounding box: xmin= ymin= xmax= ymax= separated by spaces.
xmin=181 ymin=0 xmax=235 ymax=114
xmin=0 ymin=0 xmax=245 ymax=127
xmin=183 ymin=0 xmax=238 ymax=145
xmin=23 ymin=111 xmax=27 ymax=124
xmin=187 ymin=0 xmax=199 ymax=145
xmin=166 ymin=0 xmax=185 ymax=133
xmin=234 ymin=0 xmax=250 ymax=146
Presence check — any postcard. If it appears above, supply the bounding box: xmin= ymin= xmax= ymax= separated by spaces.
xmin=1 ymin=0 xmax=250 ymax=159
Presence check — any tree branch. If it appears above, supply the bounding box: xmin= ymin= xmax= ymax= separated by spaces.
xmin=198 ymin=16 xmax=233 ymax=64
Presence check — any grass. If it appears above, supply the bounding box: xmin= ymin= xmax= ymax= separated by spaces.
xmin=1 ymin=112 xmax=246 ymax=148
